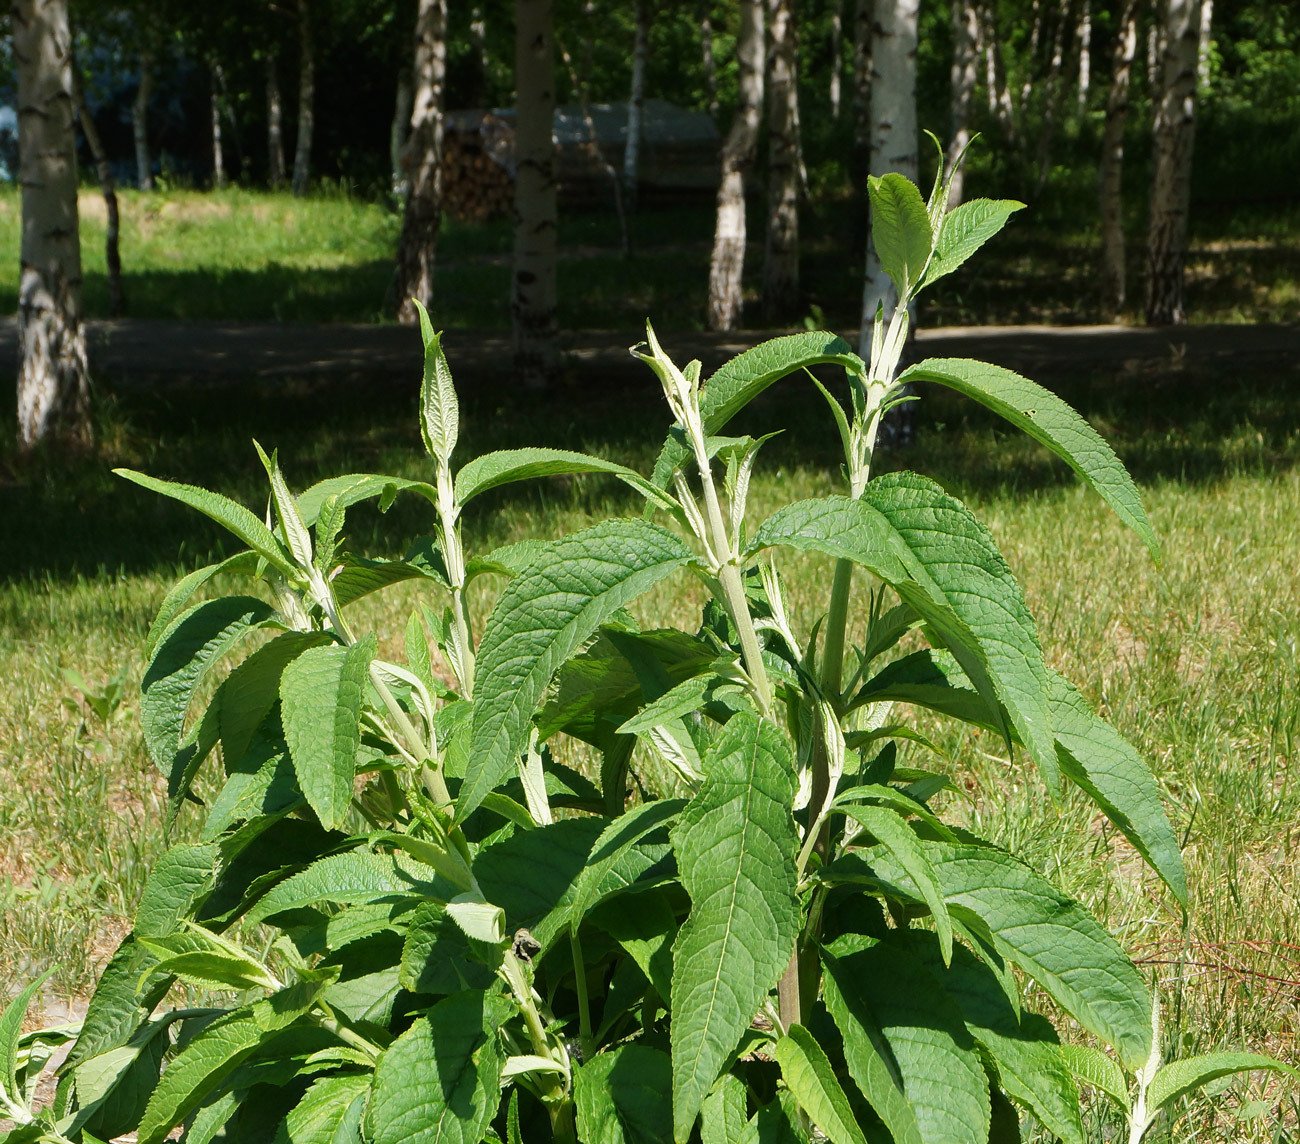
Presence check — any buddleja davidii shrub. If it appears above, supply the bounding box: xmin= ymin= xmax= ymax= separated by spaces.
xmin=4 ymin=144 xmax=1295 ymax=1144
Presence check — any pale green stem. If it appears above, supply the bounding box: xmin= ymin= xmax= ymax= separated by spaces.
xmin=570 ymin=930 xmax=594 ymax=1062
xmin=436 ymin=468 xmax=476 ymax=696
xmin=820 ymin=559 xmax=856 ymax=700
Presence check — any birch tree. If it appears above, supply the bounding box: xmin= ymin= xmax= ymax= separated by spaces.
xmin=210 ymin=61 xmax=226 ymax=189
xmin=1077 ymin=0 xmax=1092 ymax=106
xmin=624 ymin=0 xmax=649 ymax=209
xmin=946 ymin=0 xmax=979 ymax=207
xmin=980 ymin=0 xmax=1015 ymax=138
xmin=292 ymin=0 xmax=315 ymax=196
xmin=829 ymin=0 xmax=843 ymax=118
xmin=133 ymin=45 xmax=153 ymax=190
xmin=1099 ymin=0 xmax=1138 ymax=315
xmin=859 ymin=0 xmax=919 ymax=358
xmin=14 ymin=0 xmax=92 ymax=450
xmin=390 ymin=66 xmax=414 ymax=195
xmin=706 ymin=0 xmax=764 ymax=331
xmin=1146 ymin=0 xmax=1201 ymax=325
xmin=266 ymin=54 xmax=286 ymax=186
xmin=762 ymin=0 xmax=800 ymax=318
xmin=513 ymin=0 xmax=559 ymax=386
xmin=395 ymin=0 xmax=447 ymax=325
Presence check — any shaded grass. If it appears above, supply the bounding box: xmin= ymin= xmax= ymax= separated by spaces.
xmin=1 ymin=349 xmax=1299 ymax=1139
xmin=2 ymin=186 xmax=1299 ymax=329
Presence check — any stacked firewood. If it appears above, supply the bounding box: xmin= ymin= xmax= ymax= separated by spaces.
xmin=441 ymin=116 xmax=514 ymax=223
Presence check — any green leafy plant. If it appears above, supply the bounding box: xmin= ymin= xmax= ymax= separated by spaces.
xmin=5 ymin=153 xmax=1293 ymax=1144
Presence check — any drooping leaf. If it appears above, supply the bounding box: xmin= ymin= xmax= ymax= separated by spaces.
xmin=280 ymin=636 xmax=376 ymax=830
xmin=575 ymin=1045 xmax=674 ymax=1144
xmin=590 ymin=887 xmax=679 ymax=1005
xmin=867 ymin=172 xmax=935 ymax=299
xmin=62 ymin=938 xmax=172 ymax=1072
xmin=896 ymin=358 xmax=1159 ymax=559
xmin=570 ymin=799 xmax=688 ymax=929
xmin=1048 ymin=672 xmax=1186 ymax=906
xmin=66 ymin=1022 xmax=170 ymax=1141
xmin=670 ymin=714 xmax=801 ymax=1141
xmin=772 ymin=1024 xmax=869 ymax=1144
xmin=414 ymin=303 xmax=460 ymax=465
xmin=1057 ymin=1045 xmax=1130 ymax=1114
xmin=332 ymin=556 xmax=444 ymax=607
xmin=295 ymin=473 xmax=439 ymax=527
xmin=823 ymin=935 xmax=990 ymax=1144
xmin=454 ymin=447 xmax=678 ymax=514
xmin=399 ymin=902 xmax=496 ymax=996
xmin=144 ymin=552 xmax=260 ymax=657
xmin=1 ymin=968 xmax=53 ymax=1106
xmin=368 ymin=991 xmax=510 ymax=1144
xmin=134 ymin=842 xmax=222 ymax=939
xmin=922 ymin=200 xmax=1026 ymax=286
xmin=280 ymin=1072 xmax=370 ymax=1144
xmin=1147 ymin=1052 xmax=1299 ymax=1118
xmin=141 ymin=596 xmax=275 ymax=779
xmin=458 ymin=519 xmax=694 ymax=822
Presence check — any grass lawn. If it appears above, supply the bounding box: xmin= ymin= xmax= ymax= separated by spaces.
xmin=1 ymin=185 xmax=1298 ymax=328
xmin=2 ymin=337 xmax=1298 ymax=1139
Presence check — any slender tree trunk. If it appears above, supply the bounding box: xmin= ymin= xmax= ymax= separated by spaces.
xmin=1146 ymin=20 xmax=1163 ymax=94
xmin=266 ymin=55 xmax=286 ymax=187
xmin=467 ymin=6 xmax=488 ymax=106
xmin=395 ymin=0 xmax=447 ymax=324
xmin=1146 ymin=0 xmax=1200 ymax=325
xmin=700 ymin=0 xmax=719 ymax=119
xmin=1099 ymin=0 xmax=1138 ymax=315
xmin=391 ymin=66 xmax=414 ymax=194
xmin=706 ymin=0 xmax=765 ymax=331
xmin=132 ymin=46 xmax=153 ymax=191
xmin=1077 ymin=0 xmax=1091 ymax=107
xmin=981 ymin=0 xmax=1016 ymax=138
xmin=292 ymin=0 xmax=315 ymax=197
xmin=1034 ymin=0 xmax=1073 ymax=191
xmin=1020 ymin=0 xmax=1044 ymax=119
xmin=1197 ymin=0 xmax=1212 ymax=89
xmin=859 ymin=0 xmax=920 ymax=356
xmin=210 ymin=61 xmax=225 ymax=189
xmin=72 ymin=59 xmax=125 ymax=318
xmin=513 ymin=0 xmax=559 ymax=386
xmin=14 ymin=0 xmax=91 ymax=451
xmin=624 ymin=0 xmax=649 ymax=209
xmin=762 ymin=0 xmax=800 ymax=319
xmin=946 ymin=0 xmax=979 ymax=206
xmin=829 ymin=0 xmax=843 ymax=118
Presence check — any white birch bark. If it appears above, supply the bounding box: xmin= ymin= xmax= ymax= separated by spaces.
xmin=1034 ymin=0 xmax=1072 ymax=191
xmin=859 ymin=0 xmax=919 ymax=358
xmin=762 ymin=0 xmax=800 ymax=318
xmin=1077 ymin=0 xmax=1091 ymax=107
xmin=292 ymin=0 xmax=315 ymax=197
xmin=829 ymin=0 xmax=843 ymax=118
xmin=1146 ymin=0 xmax=1200 ymax=325
xmin=391 ymin=67 xmax=414 ymax=195
xmin=706 ymin=0 xmax=764 ymax=331
xmin=981 ymin=0 xmax=1015 ymax=137
xmin=210 ymin=61 xmax=225 ymax=189
xmin=946 ymin=0 xmax=979 ymax=207
xmin=14 ymin=0 xmax=91 ymax=451
xmin=513 ymin=0 xmax=559 ymax=385
xmin=1099 ymin=0 xmax=1137 ymax=315
xmin=1197 ymin=0 xmax=1212 ymax=89
xmin=266 ymin=55 xmax=286 ymax=187
xmin=396 ymin=0 xmax=447 ymax=325
xmin=133 ymin=46 xmax=153 ymax=191
xmin=624 ymin=0 xmax=649 ymax=208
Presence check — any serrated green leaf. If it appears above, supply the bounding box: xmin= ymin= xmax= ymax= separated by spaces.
xmin=332 ymin=556 xmax=442 ymax=607
xmin=368 ymin=991 xmax=509 ymax=1144
xmin=144 ymin=552 xmax=260 ymax=657
xmin=295 ymin=473 xmax=439 ymax=527
xmin=62 ymin=938 xmax=173 ymax=1073
xmin=839 ymin=805 xmax=953 ymax=963
xmin=773 ymin=1025 xmax=868 ymax=1144
xmin=458 ymin=519 xmax=694 ymax=822
xmin=141 ymin=596 xmax=275 ymax=780
xmin=115 ymin=470 xmax=297 ymax=576
xmin=66 ymin=1024 xmax=170 ymax=1141
xmin=454 ymin=447 xmax=677 ymax=514
xmin=255 ymin=441 xmax=314 ymax=572
xmin=1048 ymin=672 xmax=1186 ymax=905
xmin=701 ymin=1074 xmax=748 ymax=1144
xmin=868 ymin=172 xmax=934 ymax=299
xmin=922 ymin=199 xmax=1025 ymax=286
xmin=575 ymin=1045 xmax=673 ymax=1144
xmin=415 ymin=303 xmax=460 ymax=465
xmin=1148 ymin=1052 xmax=1298 ymax=1118
xmin=591 ymin=888 xmax=678 ymax=1005
xmin=280 ymin=636 xmax=375 ymax=830
xmin=650 ymin=333 xmax=865 ymax=489
xmin=1058 ymin=1045 xmax=1131 ymax=1113
xmin=670 ymin=714 xmax=800 ymax=1141
xmin=281 ymin=1073 xmax=370 ymax=1144
xmin=135 ymin=842 xmax=222 ymax=938
xmin=464 ymin=538 xmax=547 ymax=583
xmin=867 ymin=842 xmax=1152 ymax=1070
xmin=2 ymin=968 xmax=53 ymax=1106
xmin=570 ymin=799 xmax=687 ymax=928
xmin=399 ymin=902 xmax=496 ymax=996
xmin=823 ymin=935 xmax=990 ymax=1144
xmin=897 ymin=358 xmax=1158 ymax=559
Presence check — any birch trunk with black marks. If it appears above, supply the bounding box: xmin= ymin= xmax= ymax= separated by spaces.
xmin=396 ymin=0 xmax=447 ymax=325
xmin=1197 ymin=0 xmax=1212 ymax=89
xmin=859 ymin=0 xmax=919 ymax=357
xmin=624 ymin=0 xmax=649 ymax=209
xmin=829 ymin=0 xmax=843 ymax=118
xmin=513 ymin=0 xmax=559 ymax=386
xmin=133 ymin=46 xmax=153 ymax=190
xmin=946 ymin=0 xmax=979 ymax=207
xmin=706 ymin=0 xmax=764 ymax=331
xmin=391 ymin=66 xmax=414 ymax=195
xmin=1077 ymin=0 xmax=1091 ymax=106
xmin=762 ymin=0 xmax=800 ymax=319
xmin=14 ymin=0 xmax=91 ymax=451
xmin=292 ymin=0 xmax=315 ymax=197
xmin=1019 ymin=0 xmax=1043 ymax=118
xmin=266 ymin=55 xmax=286 ymax=187
xmin=981 ymin=0 xmax=1015 ymax=138
xmin=72 ymin=60 xmax=124 ymax=317
xmin=1146 ymin=0 xmax=1200 ymax=325
xmin=210 ymin=61 xmax=226 ymax=189
xmin=699 ymin=0 xmax=718 ymax=119
xmin=1099 ymin=0 xmax=1137 ymax=315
